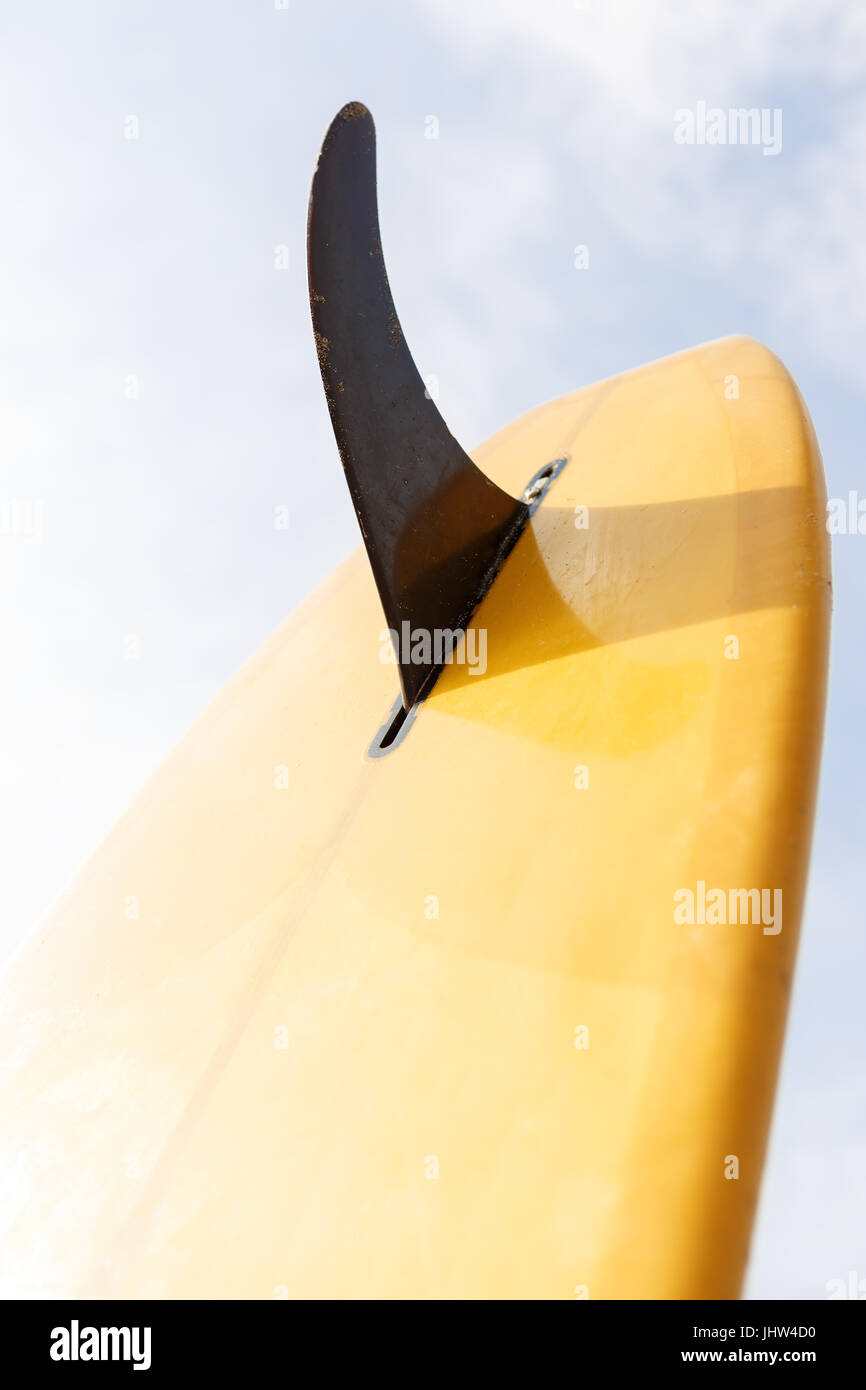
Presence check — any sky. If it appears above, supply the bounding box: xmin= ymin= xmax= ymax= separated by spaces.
xmin=0 ymin=0 xmax=864 ymax=1299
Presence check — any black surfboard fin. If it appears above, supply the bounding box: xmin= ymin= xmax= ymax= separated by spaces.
xmin=307 ymin=102 xmax=530 ymax=709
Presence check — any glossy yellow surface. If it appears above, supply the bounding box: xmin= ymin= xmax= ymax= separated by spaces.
xmin=0 ymin=336 xmax=829 ymax=1299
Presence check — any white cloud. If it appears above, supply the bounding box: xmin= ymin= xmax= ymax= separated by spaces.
xmin=419 ymin=0 xmax=866 ymax=386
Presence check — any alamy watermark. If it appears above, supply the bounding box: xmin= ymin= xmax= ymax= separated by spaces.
xmin=50 ymin=1321 xmax=151 ymax=1370
xmin=0 ymin=496 xmax=43 ymax=543
xmin=827 ymin=492 xmax=866 ymax=534
xmin=826 ymin=1270 xmax=866 ymax=1299
xmin=674 ymin=880 xmax=782 ymax=935
xmin=379 ymin=624 xmax=487 ymax=676
xmin=674 ymin=102 xmax=782 ymax=157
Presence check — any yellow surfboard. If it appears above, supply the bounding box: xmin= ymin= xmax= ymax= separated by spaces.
xmin=0 ymin=106 xmax=829 ymax=1302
